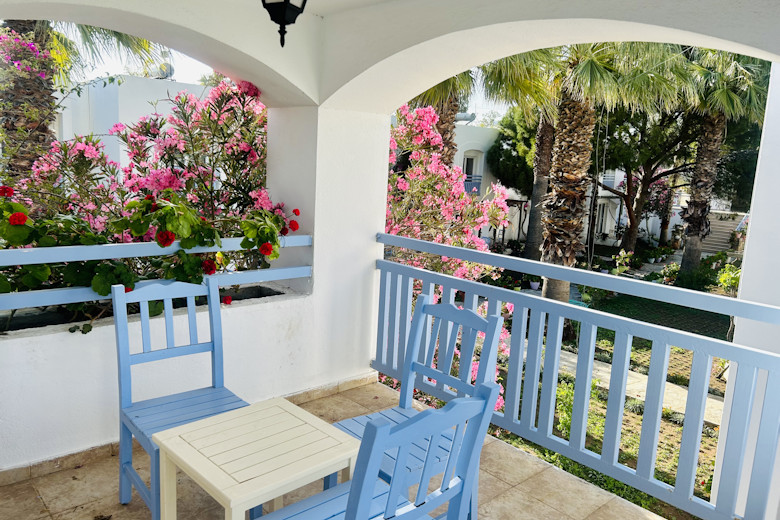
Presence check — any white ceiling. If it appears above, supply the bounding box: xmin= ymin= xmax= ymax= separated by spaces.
xmin=305 ymin=0 xmax=391 ymax=17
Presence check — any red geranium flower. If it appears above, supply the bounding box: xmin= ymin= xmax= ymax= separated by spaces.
xmin=202 ymin=259 xmax=217 ymax=275
xmin=8 ymin=212 xmax=27 ymax=226
xmin=221 ymin=295 xmax=233 ymax=305
xmin=124 ymin=286 xmax=133 ymax=293
xmin=156 ymin=230 xmax=176 ymax=247
xmin=144 ymin=194 xmax=155 ymax=201
xmin=150 ymin=203 xmax=159 ymax=212
xmin=289 ymin=220 xmax=299 ymax=232
xmin=280 ymin=226 xmax=289 ymax=236
xmin=0 ymin=186 xmax=13 ymax=197
xmin=292 ymin=208 xmax=300 ymax=216
xmin=259 ymin=242 xmax=274 ymax=256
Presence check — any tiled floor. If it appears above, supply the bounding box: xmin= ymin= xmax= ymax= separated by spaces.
xmin=0 ymin=383 xmax=662 ymax=519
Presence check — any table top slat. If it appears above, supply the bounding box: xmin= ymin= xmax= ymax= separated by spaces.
xmin=198 ymin=416 xmax=306 ymax=456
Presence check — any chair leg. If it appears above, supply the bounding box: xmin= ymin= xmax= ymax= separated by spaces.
xmin=150 ymin=448 xmax=161 ymax=520
xmin=469 ymin=479 xmax=479 ymax=520
xmin=249 ymin=504 xmax=264 ymax=519
xmin=119 ymin=422 xmax=133 ymax=505
xmin=323 ymin=472 xmax=338 ymax=490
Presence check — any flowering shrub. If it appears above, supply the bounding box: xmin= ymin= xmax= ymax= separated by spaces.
xmin=0 ymin=80 xmax=299 ymax=328
xmin=387 ymin=105 xmax=508 ymax=280
xmin=384 ymin=105 xmax=511 ymax=411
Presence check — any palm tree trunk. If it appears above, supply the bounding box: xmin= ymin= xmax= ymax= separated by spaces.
xmin=1 ymin=20 xmax=56 ymax=180
xmin=681 ymin=113 xmax=725 ymax=273
xmin=541 ymin=91 xmax=596 ymax=302
xmin=522 ymin=118 xmax=554 ymax=261
xmin=433 ymin=95 xmax=459 ymax=166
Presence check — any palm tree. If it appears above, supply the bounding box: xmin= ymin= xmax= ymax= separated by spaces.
xmin=1 ymin=20 xmax=164 ymax=179
xmin=679 ymin=50 xmax=768 ymax=274
xmin=540 ymin=42 xmax=693 ymax=302
xmin=481 ymin=50 xmax=557 ymax=261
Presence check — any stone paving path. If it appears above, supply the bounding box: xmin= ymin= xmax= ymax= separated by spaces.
xmin=556 ymin=349 xmax=724 ymax=425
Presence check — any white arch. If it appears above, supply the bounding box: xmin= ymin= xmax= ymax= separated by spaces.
xmin=323 ymin=16 xmax=780 ymax=113
xmin=0 ymin=0 xmax=322 ymax=107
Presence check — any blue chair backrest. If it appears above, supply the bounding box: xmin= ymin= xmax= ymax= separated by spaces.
xmin=399 ymin=293 xmax=504 ymax=408
xmin=111 ymin=278 xmax=224 ymax=409
xmin=347 ymin=383 xmax=500 ymax=520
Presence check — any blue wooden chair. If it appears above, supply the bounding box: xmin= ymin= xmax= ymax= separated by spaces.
xmin=333 ymin=293 xmax=503 ymax=515
xmin=111 ymin=278 xmax=250 ymax=520
xmin=261 ymin=382 xmax=500 ymax=520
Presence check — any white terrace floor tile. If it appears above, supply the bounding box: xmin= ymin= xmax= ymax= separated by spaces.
xmin=0 ymin=382 xmax=664 ymax=520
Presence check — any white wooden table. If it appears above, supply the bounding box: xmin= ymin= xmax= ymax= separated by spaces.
xmin=152 ymin=398 xmax=361 ymax=520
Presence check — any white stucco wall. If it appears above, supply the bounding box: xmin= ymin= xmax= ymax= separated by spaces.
xmin=1 ymin=291 xmax=359 ymax=469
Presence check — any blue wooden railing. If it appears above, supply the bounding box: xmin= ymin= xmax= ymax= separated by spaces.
xmin=0 ymin=235 xmax=312 ymax=312
xmin=374 ymin=233 xmax=780 ymax=520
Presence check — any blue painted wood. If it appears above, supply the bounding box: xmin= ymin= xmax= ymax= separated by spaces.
xmin=0 ymin=265 xmax=312 ymax=311
xmin=503 ymin=306 xmax=527 ymax=424
xmin=336 ymin=294 xmax=502 ymax=515
xmin=373 ymin=259 xmax=780 ymax=519
xmin=266 ymin=385 xmax=498 ymax=520
xmin=636 ymin=341 xmax=671 ymax=480
xmin=377 ymin=233 xmax=780 ymax=323
xmin=539 ymin=313 xmax=564 ymax=437
xmin=398 ymin=275 xmax=413 ymax=375
xmin=674 ymin=351 xmax=713 ymax=503
xmin=602 ymin=331 xmax=632 ymax=466
xmin=376 ymin=269 xmax=390 ymax=369
xmin=520 ymin=308 xmax=545 ymax=432
xmin=111 ymin=280 xmax=248 ymax=520
xmin=0 ymin=235 xmax=312 ymax=266
xmin=569 ymin=322 xmax=597 ymax=451
xmin=713 ymin=363 xmax=757 ymax=516
xmin=388 ymin=273 xmax=400 ymax=371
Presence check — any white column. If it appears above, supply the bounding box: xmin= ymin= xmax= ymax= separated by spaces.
xmin=265 ymin=106 xmax=389 ymax=388
xmin=718 ymin=63 xmax=780 ymax=519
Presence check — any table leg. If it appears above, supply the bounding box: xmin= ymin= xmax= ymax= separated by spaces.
xmin=158 ymin=449 xmax=177 ymax=520
xmin=268 ymin=497 xmax=284 ymax=512
xmin=341 ymin=456 xmax=356 ymax=482
xmin=225 ymin=506 xmax=245 ymax=520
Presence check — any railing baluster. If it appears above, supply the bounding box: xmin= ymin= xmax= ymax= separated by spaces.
xmin=388 ymin=273 xmax=400 ymax=370
xmin=376 ymin=268 xmax=390 ymax=368
xmin=602 ymin=330 xmax=632 ymax=465
xmin=504 ymin=306 xmax=528 ymax=424
xmin=636 ymin=341 xmax=670 ymax=480
xmin=397 ymin=275 xmax=413 ymax=373
xmin=520 ymin=308 xmax=546 ymax=431
xmin=744 ymin=372 xmax=780 ymax=519
xmin=570 ymin=322 xmax=597 ymax=451
xmin=712 ymin=363 xmax=757 ymax=516
xmin=674 ymin=351 xmax=714 ymax=501
xmin=539 ymin=313 xmax=564 ymax=437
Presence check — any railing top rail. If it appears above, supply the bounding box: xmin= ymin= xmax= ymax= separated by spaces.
xmin=0 ymin=235 xmax=312 ymax=267
xmin=378 ymin=259 xmax=780 ymax=370
xmin=377 ymin=233 xmax=780 ymax=325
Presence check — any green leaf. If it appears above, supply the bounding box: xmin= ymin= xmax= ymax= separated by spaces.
xmin=148 ymin=300 xmax=164 ymax=317
xmin=91 ymin=272 xmax=112 ymax=296
xmin=68 ymin=325 xmax=80 ymax=333
xmin=26 ymin=264 xmax=51 ymax=282
xmin=80 ymin=323 xmax=93 ymax=334
xmin=37 ymin=235 xmax=57 ymax=247
xmin=0 ymin=273 xmax=11 ymax=293
xmin=0 ymin=221 xmax=33 ymax=246
xmin=129 ymin=217 xmax=150 ymax=236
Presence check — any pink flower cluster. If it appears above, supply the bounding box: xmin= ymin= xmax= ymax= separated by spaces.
xmin=0 ymin=29 xmax=52 ymax=80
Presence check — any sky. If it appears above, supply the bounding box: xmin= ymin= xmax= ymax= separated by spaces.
xmin=90 ymin=48 xmax=508 ymax=122
xmin=84 ymin=49 xmax=214 ymax=86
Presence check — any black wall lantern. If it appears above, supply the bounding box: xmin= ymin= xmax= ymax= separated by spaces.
xmin=262 ymin=0 xmax=308 ymax=47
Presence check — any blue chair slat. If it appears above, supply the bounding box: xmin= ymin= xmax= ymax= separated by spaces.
xmin=263 ymin=384 xmax=499 ymax=520
xmin=111 ymin=277 xmax=249 ymax=520
xmin=332 ymin=293 xmax=503 ymax=515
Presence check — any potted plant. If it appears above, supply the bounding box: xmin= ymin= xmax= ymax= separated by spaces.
xmin=526 ymin=274 xmax=541 ymax=290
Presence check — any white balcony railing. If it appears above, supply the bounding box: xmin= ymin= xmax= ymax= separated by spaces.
xmin=375 ymin=233 xmax=780 ymax=520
